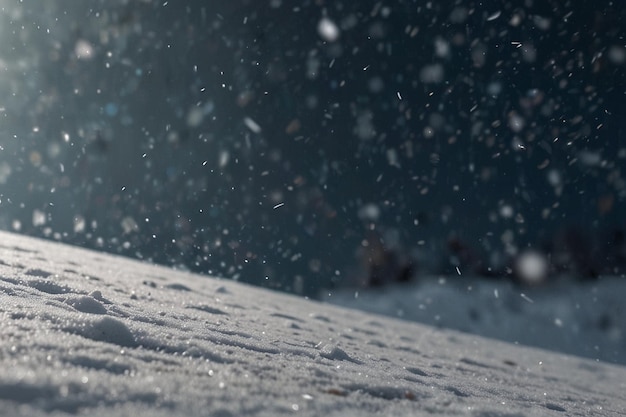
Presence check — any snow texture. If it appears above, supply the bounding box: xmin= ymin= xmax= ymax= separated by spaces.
xmin=0 ymin=231 xmax=624 ymax=416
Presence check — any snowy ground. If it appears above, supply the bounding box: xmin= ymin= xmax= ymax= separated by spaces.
xmin=324 ymin=275 xmax=626 ymax=366
xmin=1 ymin=231 xmax=625 ymax=416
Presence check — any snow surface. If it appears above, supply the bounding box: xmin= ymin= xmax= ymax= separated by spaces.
xmin=0 ymin=231 xmax=625 ymax=416
xmin=324 ymin=276 xmax=626 ymax=366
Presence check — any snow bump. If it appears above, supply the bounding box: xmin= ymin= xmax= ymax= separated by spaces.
xmin=63 ymin=294 xmax=107 ymax=315
xmin=318 ymin=343 xmax=362 ymax=364
xmin=74 ymin=316 xmax=138 ymax=348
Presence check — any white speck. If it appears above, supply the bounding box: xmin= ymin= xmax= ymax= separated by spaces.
xmin=520 ymin=293 xmax=534 ymax=303
xmin=547 ymin=169 xmax=562 ymax=187
xmin=515 ymin=250 xmax=548 ymax=284
xmin=75 ymin=39 xmax=94 ymax=60
xmin=487 ymin=11 xmax=501 ymax=21
xmin=357 ymin=203 xmax=380 ymax=221
xmin=121 ymin=216 xmax=139 ymax=234
xmin=318 ymin=17 xmax=340 ymax=42
xmin=434 ymin=37 xmax=450 ymax=58
xmin=273 ymin=202 xmax=285 ymax=209
xmin=386 ymin=148 xmax=401 ymax=168
xmin=494 ymin=289 xmax=499 ymax=298
xmin=73 ymin=216 xmax=85 ymax=233
xmin=218 ymin=150 xmax=230 ymax=168
xmin=500 ymin=204 xmax=514 ymax=219
xmin=33 ymin=209 xmax=46 ymax=227
xmin=508 ymin=112 xmax=525 ymax=132
xmin=396 ymin=91 xmax=402 ymax=100
xmin=244 ymin=117 xmax=262 ymax=133
xmin=455 ymin=266 xmax=461 ymax=275
xmin=186 ymin=107 xmax=205 ymax=128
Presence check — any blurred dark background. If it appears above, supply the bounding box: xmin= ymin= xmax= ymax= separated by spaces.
xmin=0 ymin=0 xmax=624 ymax=297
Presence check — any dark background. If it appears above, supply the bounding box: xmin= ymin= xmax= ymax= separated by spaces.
xmin=0 ymin=0 xmax=624 ymax=296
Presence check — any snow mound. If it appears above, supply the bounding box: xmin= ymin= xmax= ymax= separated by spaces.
xmin=0 ymin=231 xmax=624 ymax=416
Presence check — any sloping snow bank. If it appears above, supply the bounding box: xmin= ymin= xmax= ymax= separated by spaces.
xmin=0 ymin=231 xmax=625 ymax=416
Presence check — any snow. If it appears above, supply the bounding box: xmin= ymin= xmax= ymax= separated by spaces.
xmin=1 ymin=231 xmax=625 ymax=416
xmin=325 ymin=276 xmax=626 ymax=366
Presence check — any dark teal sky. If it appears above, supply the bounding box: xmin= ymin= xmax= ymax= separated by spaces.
xmin=0 ymin=0 xmax=624 ymax=295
